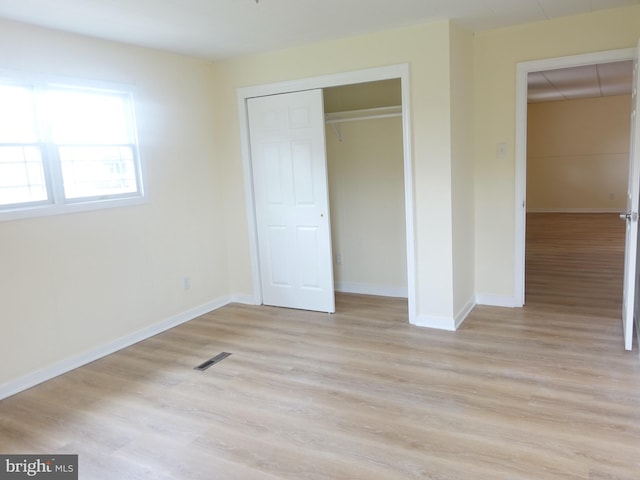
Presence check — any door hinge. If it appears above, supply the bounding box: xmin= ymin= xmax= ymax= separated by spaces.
xmin=619 ymin=212 xmax=639 ymax=221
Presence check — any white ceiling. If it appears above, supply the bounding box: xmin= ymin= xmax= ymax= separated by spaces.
xmin=528 ymin=61 xmax=634 ymax=102
xmin=0 ymin=0 xmax=638 ymax=60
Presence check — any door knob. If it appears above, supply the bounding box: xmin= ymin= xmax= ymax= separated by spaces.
xmin=619 ymin=212 xmax=638 ymax=221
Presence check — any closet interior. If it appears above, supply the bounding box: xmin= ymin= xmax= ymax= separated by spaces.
xmin=323 ymin=79 xmax=408 ymax=298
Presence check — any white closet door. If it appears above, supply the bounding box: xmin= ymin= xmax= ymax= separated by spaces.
xmin=248 ymin=89 xmax=335 ymax=313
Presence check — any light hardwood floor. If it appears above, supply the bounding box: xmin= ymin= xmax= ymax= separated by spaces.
xmin=1 ymin=213 xmax=639 ymax=479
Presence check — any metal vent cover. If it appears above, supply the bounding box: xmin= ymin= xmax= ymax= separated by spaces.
xmin=194 ymin=352 xmax=231 ymax=371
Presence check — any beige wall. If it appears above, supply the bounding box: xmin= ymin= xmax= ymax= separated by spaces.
xmin=326 ymin=116 xmax=407 ymax=296
xmin=0 ymin=20 xmax=229 ymax=386
xmin=449 ymin=23 xmax=476 ymax=320
xmin=474 ymin=5 xmax=640 ymax=299
xmin=527 ymin=95 xmax=631 ymax=212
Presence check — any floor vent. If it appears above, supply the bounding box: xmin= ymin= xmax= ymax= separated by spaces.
xmin=194 ymin=352 xmax=231 ymax=371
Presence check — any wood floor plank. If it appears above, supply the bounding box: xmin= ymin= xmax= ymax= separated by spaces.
xmin=1 ymin=213 xmax=639 ymax=478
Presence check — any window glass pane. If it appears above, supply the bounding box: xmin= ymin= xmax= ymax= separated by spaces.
xmin=59 ymin=145 xmax=138 ymax=200
xmin=47 ymin=89 xmax=132 ymax=144
xmin=0 ymin=78 xmax=143 ymax=218
xmin=0 ymin=85 xmax=38 ymax=143
xmin=0 ymin=146 xmax=47 ymax=206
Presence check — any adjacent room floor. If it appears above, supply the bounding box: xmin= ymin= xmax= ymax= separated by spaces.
xmin=0 ymin=213 xmax=639 ymax=479
xmin=525 ymin=212 xmax=626 ymax=314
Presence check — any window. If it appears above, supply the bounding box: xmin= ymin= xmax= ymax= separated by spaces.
xmin=0 ymin=75 xmax=143 ymax=220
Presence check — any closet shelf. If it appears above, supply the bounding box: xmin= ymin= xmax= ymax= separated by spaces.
xmin=325 ymin=105 xmax=402 ymax=124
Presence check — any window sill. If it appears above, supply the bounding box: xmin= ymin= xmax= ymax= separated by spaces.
xmin=0 ymin=195 xmax=147 ymax=222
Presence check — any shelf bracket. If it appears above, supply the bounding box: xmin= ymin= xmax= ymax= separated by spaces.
xmin=330 ymin=122 xmax=343 ymax=142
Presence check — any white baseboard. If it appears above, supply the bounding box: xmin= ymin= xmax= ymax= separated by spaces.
xmin=411 ymin=314 xmax=457 ymax=331
xmin=335 ymin=282 xmax=408 ymax=298
xmin=410 ymin=297 xmax=476 ymax=332
xmin=476 ymin=294 xmax=519 ymax=308
xmin=454 ymin=297 xmax=476 ymax=329
xmin=0 ymin=294 xmax=242 ymax=401
xmin=527 ymin=208 xmax=622 ymax=213
xmin=229 ymin=293 xmax=258 ymax=305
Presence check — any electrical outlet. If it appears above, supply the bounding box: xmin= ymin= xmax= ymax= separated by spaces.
xmin=183 ymin=276 xmax=191 ymax=290
xmin=336 ymin=253 xmax=343 ymax=265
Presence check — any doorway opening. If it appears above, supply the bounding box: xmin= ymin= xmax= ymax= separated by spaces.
xmin=515 ymin=49 xmax=638 ymax=351
xmin=237 ymin=64 xmax=416 ymax=323
xmin=514 ymin=48 xmax=636 ymax=307
xmin=525 ymin=62 xmax=632 ymax=312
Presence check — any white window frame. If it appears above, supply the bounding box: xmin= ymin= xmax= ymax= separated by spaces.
xmin=0 ymin=71 xmax=146 ymax=222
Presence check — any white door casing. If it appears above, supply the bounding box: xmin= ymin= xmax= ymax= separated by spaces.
xmin=237 ymin=64 xmax=416 ymax=323
xmin=247 ymin=89 xmax=335 ymax=313
xmin=621 ymin=42 xmax=640 ymax=351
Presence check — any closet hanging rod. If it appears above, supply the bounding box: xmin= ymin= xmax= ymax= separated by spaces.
xmin=325 ymin=105 xmax=402 ymax=124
